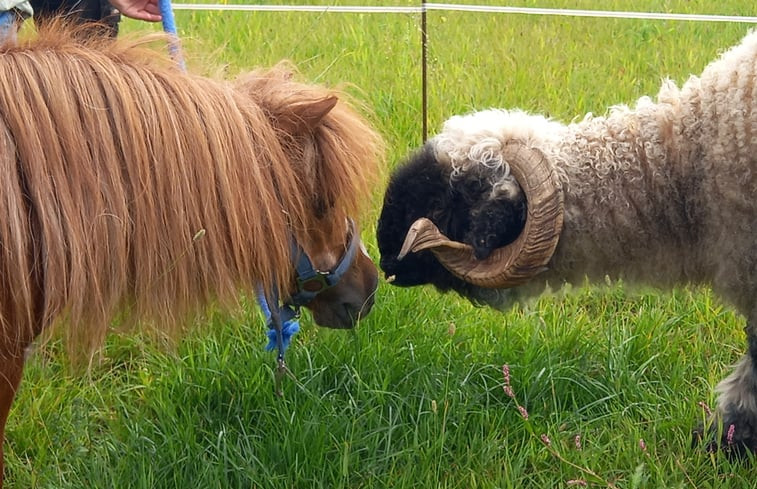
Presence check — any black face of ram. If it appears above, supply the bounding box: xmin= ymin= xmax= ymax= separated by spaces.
xmin=376 ymin=144 xmax=527 ymax=308
xmin=376 ymin=144 xmax=468 ymax=291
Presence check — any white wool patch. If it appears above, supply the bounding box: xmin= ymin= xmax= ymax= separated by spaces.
xmin=432 ymin=109 xmax=566 ymax=197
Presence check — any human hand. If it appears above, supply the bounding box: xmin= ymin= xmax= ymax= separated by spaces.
xmin=109 ymin=0 xmax=162 ymax=22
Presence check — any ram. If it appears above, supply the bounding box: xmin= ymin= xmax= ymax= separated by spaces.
xmin=377 ymin=30 xmax=757 ymax=453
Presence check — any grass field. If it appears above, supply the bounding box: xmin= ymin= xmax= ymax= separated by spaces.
xmin=5 ymin=1 xmax=757 ymax=487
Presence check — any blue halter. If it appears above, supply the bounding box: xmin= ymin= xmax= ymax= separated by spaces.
xmin=257 ymin=218 xmax=360 ymax=363
xmin=288 ymin=218 xmax=360 ymax=307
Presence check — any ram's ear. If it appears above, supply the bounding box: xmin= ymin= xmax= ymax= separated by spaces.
xmin=277 ymin=95 xmax=338 ymax=133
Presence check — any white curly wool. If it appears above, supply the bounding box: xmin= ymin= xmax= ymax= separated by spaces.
xmin=433 ymin=109 xmax=566 ymax=200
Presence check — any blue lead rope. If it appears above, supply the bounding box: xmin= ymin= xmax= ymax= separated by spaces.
xmin=157 ymin=3 xmax=292 ymax=388
xmin=256 ymin=286 xmax=299 ymax=396
xmin=0 ymin=11 xmax=16 ymax=43
xmin=158 ymin=0 xmax=186 ymax=70
xmin=256 ymin=287 xmax=300 ymax=356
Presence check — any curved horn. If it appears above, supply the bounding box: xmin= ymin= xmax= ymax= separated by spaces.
xmin=399 ymin=140 xmax=564 ymax=288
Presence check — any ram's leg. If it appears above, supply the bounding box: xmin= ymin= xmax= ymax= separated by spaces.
xmin=700 ymin=306 xmax=757 ymax=456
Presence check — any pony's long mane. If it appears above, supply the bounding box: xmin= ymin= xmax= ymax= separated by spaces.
xmin=0 ymin=26 xmax=382 ymax=357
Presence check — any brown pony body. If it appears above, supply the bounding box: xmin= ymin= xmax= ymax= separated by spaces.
xmin=0 ymin=26 xmax=382 ymax=482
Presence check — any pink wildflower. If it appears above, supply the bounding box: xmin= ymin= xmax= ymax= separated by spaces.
xmin=502 ymin=364 xmax=511 ymax=386
xmin=517 ymin=405 xmax=529 ymax=420
xmin=727 ymin=424 xmax=736 ymax=446
xmin=503 ymin=385 xmax=515 ymax=399
xmin=639 ymin=438 xmax=647 ymax=453
xmin=540 ymin=434 xmax=551 ymax=446
xmin=574 ymin=434 xmax=582 ymax=450
xmin=566 ymin=480 xmax=587 ymax=487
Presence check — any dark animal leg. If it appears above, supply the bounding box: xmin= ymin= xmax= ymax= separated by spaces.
xmin=0 ymin=345 xmax=28 ymax=487
xmin=696 ymin=305 xmax=757 ymax=456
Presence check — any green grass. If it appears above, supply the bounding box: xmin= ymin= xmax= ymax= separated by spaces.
xmin=6 ymin=1 xmax=757 ymax=487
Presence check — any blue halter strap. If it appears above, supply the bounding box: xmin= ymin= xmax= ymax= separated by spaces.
xmin=289 ymin=218 xmax=360 ymax=307
xmin=256 ymin=219 xmax=360 ymax=396
xmin=257 ymin=218 xmax=360 ymax=357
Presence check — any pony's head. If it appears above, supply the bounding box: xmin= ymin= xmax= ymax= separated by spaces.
xmin=235 ymin=65 xmax=383 ymax=328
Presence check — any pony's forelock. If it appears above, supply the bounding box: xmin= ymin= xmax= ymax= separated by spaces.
xmin=235 ymin=63 xmax=383 ymax=245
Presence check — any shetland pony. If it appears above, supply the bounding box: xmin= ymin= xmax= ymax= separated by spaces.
xmin=0 ymin=26 xmax=382 ymax=481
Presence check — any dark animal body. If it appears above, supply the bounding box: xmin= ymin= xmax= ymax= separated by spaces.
xmin=377 ymin=31 xmax=757 ymax=455
xmin=0 ymin=26 xmax=382 ymax=483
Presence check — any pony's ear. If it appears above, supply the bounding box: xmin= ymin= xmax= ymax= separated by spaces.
xmin=278 ymin=95 xmax=338 ymax=133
